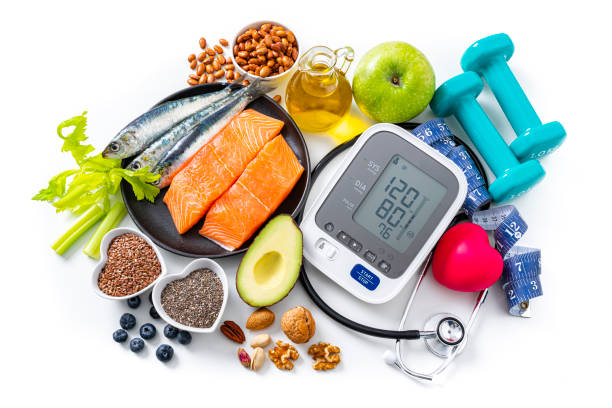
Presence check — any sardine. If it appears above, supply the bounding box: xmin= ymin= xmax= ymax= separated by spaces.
xmin=102 ymin=87 xmax=232 ymax=159
xmin=153 ymin=79 xmax=273 ymax=188
xmin=125 ymin=87 xmax=234 ymax=172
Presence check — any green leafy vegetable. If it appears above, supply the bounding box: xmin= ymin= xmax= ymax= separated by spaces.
xmin=57 ymin=111 xmax=95 ymax=165
xmin=35 ymin=112 xmax=161 ymax=256
xmin=33 ymin=112 xmax=160 ymax=213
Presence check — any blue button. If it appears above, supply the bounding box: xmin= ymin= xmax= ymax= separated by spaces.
xmin=350 ymin=264 xmax=380 ymax=291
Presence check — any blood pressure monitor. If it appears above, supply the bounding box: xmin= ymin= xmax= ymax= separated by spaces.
xmin=301 ymin=123 xmax=468 ymax=303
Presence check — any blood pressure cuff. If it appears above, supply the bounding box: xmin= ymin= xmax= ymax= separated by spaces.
xmin=411 ymin=119 xmax=491 ymax=216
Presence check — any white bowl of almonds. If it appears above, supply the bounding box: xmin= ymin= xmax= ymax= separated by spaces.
xmin=232 ymin=21 xmax=301 ymax=88
xmin=92 ymin=227 xmax=167 ymax=301
xmin=152 ymin=258 xmax=228 ymax=334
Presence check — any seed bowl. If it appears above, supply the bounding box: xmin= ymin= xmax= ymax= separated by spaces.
xmin=232 ymin=20 xmax=301 ymax=89
xmin=152 ymin=258 xmax=228 ymax=334
xmin=91 ymin=227 xmax=167 ymax=301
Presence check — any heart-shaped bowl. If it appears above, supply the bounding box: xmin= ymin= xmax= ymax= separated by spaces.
xmin=152 ymin=258 xmax=228 ymax=334
xmin=91 ymin=227 xmax=167 ymax=300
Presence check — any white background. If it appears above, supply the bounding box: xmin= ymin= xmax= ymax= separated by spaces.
xmin=2 ymin=0 xmax=611 ymax=406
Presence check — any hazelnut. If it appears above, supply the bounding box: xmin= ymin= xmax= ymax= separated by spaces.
xmin=281 ymin=306 xmax=315 ymax=344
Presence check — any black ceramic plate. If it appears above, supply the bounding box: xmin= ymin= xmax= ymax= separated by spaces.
xmin=121 ymin=83 xmax=311 ymax=258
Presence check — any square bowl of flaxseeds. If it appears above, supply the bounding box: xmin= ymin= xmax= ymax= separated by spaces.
xmin=92 ymin=227 xmax=167 ymax=300
xmin=152 ymin=258 xmax=228 ymax=333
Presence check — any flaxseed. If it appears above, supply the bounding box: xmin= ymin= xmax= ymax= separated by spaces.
xmin=98 ymin=234 xmax=161 ymax=297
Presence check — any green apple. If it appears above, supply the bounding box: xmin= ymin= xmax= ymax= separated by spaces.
xmin=352 ymin=41 xmax=435 ymax=123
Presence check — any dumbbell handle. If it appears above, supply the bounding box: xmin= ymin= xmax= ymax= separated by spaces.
xmin=455 ymin=98 xmax=520 ymax=176
xmin=481 ymin=59 xmax=542 ymax=135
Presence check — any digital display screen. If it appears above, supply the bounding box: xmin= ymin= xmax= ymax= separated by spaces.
xmin=353 ymin=154 xmax=447 ymax=253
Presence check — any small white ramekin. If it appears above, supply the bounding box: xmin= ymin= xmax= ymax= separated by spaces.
xmin=232 ymin=20 xmax=301 ymax=89
xmin=91 ymin=227 xmax=167 ymax=301
xmin=152 ymin=258 xmax=228 ymax=334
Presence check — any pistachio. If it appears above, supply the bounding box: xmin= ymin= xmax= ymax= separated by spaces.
xmin=250 ymin=347 xmax=265 ymax=371
xmin=250 ymin=333 xmax=272 ymax=348
xmin=238 ymin=347 xmax=251 ymax=368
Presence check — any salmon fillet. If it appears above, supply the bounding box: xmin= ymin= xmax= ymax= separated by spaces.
xmin=163 ymin=109 xmax=284 ymax=234
xmin=200 ymin=135 xmax=304 ymax=250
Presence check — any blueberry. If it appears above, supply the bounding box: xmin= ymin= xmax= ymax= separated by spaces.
xmin=120 ymin=313 xmax=136 ymax=330
xmin=149 ymin=306 xmax=160 ymax=319
xmin=140 ymin=323 xmax=157 ymax=340
xmin=148 ymin=291 xmax=153 ymax=304
xmin=126 ymin=295 xmax=141 ymax=309
xmin=177 ymin=330 xmax=192 ymax=345
xmin=156 ymin=344 xmax=174 ymax=362
xmin=130 ymin=338 xmax=145 ymax=353
xmin=113 ymin=329 xmax=128 ymax=343
xmin=164 ymin=324 xmax=179 ymax=339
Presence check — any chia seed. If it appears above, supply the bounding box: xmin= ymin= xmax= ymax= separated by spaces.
xmin=98 ymin=233 xmax=161 ymax=297
xmin=160 ymin=268 xmax=224 ymax=328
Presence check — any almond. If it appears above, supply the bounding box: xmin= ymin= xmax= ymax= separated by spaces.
xmin=246 ymin=307 xmax=275 ymax=330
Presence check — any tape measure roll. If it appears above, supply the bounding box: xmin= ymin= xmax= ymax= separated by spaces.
xmin=471 ymin=205 xmax=543 ymax=317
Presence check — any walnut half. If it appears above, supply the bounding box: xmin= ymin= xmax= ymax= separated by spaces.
xmin=268 ymin=340 xmax=299 ymax=370
xmin=308 ymin=342 xmax=341 ymax=370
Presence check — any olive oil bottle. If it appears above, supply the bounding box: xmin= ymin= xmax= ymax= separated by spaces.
xmin=285 ymin=46 xmax=354 ymax=133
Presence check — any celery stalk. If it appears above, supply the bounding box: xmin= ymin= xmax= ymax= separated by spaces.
xmin=83 ymin=201 xmax=127 ymax=259
xmin=51 ymin=204 xmax=105 ymax=255
xmin=52 ymin=184 xmax=88 ymax=210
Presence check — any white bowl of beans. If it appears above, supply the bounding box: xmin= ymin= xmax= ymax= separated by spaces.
xmin=92 ymin=227 xmax=167 ymax=301
xmin=232 ymin=21 xmax=301 ymax=89
xmin=151 ymin=258 xmax=228 ymax=334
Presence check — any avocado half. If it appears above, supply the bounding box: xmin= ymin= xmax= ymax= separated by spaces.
xmin=236 ymin=215 xmax=302 ymax=307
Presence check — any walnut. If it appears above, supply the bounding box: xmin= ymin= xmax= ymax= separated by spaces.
xmin=308 ymin=342 xmax=341 ymax=370
xmin=281 ymin=306 xmax=316 ymax=344
xmin=268 ymin=340 xmax=299 ymax=370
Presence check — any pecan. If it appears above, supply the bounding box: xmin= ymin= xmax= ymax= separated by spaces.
xmin=220 ymin=320 xmax=245 ymax=343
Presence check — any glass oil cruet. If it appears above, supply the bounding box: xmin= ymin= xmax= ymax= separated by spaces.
xmin=285 ymin=46 xmax=355 ymax=133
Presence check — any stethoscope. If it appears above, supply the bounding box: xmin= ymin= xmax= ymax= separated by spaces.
xmin=297 ymin=122 xmax=490 ymax=382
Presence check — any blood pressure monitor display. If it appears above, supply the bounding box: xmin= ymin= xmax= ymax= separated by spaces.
xmin=353 ymin=154 xmax=447 ymax=253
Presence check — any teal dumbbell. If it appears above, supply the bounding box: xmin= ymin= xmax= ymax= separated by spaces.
xmin=430 ymin=72 xmax=545 ymax=202
xmin=461 ymin=33 xmax=566 ymax=161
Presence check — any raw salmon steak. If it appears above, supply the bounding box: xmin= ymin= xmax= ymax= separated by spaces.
xmin=163 ymin=109 xmax=284 ymax=234
xmin=200 ymin=135 xmax=304 ymax=250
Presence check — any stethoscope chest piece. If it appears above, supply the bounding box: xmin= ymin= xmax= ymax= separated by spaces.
xmin=423 ymin=313 xmax=465 ymax=358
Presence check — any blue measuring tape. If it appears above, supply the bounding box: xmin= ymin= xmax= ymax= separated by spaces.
xmin=471 ymin=205 xmax=542 ymax=317
xmin=412 ymin=119 xmax=491 ymax=216
xmin=413 ymin=120 xmax=542 ymax=316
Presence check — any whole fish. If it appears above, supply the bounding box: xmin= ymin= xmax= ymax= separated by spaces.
xmin=102 ymin=87 xmax=232 ymax=159
xmin=153 ymin=79 xmax=273 ymax=188
xmin=125 ymin=87 xmax=235 ymax=171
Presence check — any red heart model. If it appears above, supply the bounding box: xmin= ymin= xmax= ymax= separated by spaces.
xmin=432 ymin=222 xmax=503 ymax=292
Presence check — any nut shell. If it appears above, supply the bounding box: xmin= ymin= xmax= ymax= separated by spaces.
xmin=280 ymin=306 xmax=315 ymax=344
xmin=246 ymin=307 xmax=275 ymax=330
xmin=250 ymin=347 xmax=265 ymax=371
